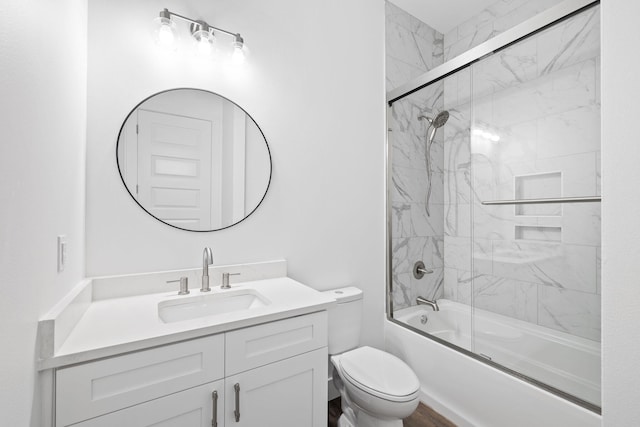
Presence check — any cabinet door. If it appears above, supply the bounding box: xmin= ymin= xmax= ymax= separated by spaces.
xmin=225 ymin=348 xmax=327 ymax=427
xmin=73 ymin=380 xmax=224 ymax=427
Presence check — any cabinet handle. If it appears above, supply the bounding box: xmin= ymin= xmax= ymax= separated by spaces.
xmin=234 ymin=383 xmax=241 ymax=422
xmin=211 ymin=390 xmax=218 ymax=427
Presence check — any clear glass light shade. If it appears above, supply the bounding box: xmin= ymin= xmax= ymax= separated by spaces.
xmin=192 ymin=30 xmax=215 ymax=57
xmin=152 ymin=16 xmax=178 ymax=50
xmin=231 ymin=41 xmax=248 ymax=64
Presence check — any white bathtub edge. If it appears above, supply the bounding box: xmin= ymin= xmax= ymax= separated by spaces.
xmin=384 ymin=318 xmax=601 ymax=427
xmin=417 ymin=387 xmax=475 ymax=427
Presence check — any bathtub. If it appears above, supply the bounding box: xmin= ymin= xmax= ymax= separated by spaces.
xmin=385 ymin=299 xmax=601 ymax=427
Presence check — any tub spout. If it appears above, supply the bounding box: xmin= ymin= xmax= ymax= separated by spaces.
xmin=416 ymin=296 xmax=439 ymax=311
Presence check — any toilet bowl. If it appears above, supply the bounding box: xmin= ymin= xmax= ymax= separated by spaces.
xmin=323 ymin=288 xmax=420 ymax=427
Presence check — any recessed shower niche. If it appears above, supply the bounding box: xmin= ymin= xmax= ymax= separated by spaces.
xmin=515 ymin=172 xmax=562 ymax=216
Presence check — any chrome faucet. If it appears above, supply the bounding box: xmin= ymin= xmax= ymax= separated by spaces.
xmin=416 ymin=296 xmax=439 ymax=311
xmin=201 ymin=247 xmax=213 ymax=292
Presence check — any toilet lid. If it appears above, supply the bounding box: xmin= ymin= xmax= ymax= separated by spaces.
xmin=339 ymin=346 xmax=420 ymax=401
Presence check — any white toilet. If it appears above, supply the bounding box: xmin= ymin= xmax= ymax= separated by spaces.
xmin=323 ymin=287 xmax=420 ymax=427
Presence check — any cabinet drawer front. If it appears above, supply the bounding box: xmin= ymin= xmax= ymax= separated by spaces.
xmin=225 ymin=311 xmax=327 ymax=375
xmin=56 ymin=334 xmax=224 ymax=427
xmin=72 ymin=380 xmax=224 ymax=427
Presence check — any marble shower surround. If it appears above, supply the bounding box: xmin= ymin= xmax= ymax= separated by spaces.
xmin=386 ymin=2 xmax=446 ymax=309
xmin=387 ymin=1 xmax=601 ymax=342
xmin=386 ymin=0 xmax=562 ymax=311
xmin=385 ymin=2 xmax=443 ymax=91
xmin=443 ymin=0 xmax=563 ymax=62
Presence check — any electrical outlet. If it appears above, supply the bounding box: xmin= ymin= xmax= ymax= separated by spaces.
xmin=57 ymin=235 xmax=67 ymax=272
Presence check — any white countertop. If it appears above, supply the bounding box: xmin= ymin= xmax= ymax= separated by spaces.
xmin=39 ymin=275 xmax=336 ymax=370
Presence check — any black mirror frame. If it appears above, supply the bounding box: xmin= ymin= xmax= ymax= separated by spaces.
xmin=116 ymin=88 xmax=273 ymax=232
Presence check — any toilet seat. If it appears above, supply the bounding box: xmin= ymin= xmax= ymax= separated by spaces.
xmin=338 ymin=346 xmax=420 ymax=403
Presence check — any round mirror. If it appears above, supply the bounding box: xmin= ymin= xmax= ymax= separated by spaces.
xmin=116 ymin=88 xmax=272 ymax=232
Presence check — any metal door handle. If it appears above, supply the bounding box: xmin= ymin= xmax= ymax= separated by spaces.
xmin=211 ymin=390 xmax=218 ymax=427
xmin=234 ymin=383 xmax=240 ymax=422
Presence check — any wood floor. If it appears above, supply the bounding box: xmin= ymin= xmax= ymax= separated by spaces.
xmin=328 ymin=397 xmax=456 ymax=427
xmin=402 ymin=402 xmax=457 ymax=427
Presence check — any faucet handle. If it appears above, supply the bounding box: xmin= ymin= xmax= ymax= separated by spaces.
xmin=167 ymin=277 xmax=190 ymax=295
xmin=221 ymin=272 xmax=241 ymax=289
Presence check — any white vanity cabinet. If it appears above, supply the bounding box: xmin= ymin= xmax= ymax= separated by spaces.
xmin=54 ymin=311 xmax=328 ymax=427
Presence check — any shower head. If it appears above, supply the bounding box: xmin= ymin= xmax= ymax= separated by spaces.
xmin=418 ymin=110 xmax=449 ymax=128
xmin=432 ymin=110 xmax=449 ymax=128
xmin=417 ymin=110 xmax=449 ymax=218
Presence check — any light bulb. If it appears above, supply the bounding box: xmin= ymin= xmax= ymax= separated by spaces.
xmin=231 ymin=45 xmax=245 ymax=64
xmin=231 ymin=34 xmax=248 ymax=65
xmin=159 ymin=25 xmax=174 ymax=45
xmin=192 ymin=29 xmax=215 ymax=57
xmin=198 ymin=38 xmax=212 ymax=56
xmin=152 ymin=16 xmax=178 ymax=50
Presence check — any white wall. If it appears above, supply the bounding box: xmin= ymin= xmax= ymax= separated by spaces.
xmin=85 ymin=0 xmax=386 ymax=347
xmin=0 ymin=0 xmax=87 ymax=425
xmin=601 ymin=1 xmax=640 ymax=425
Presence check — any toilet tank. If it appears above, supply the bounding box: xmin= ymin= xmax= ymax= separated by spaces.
xmin=322 ymin=287 xmax=363 ymax=355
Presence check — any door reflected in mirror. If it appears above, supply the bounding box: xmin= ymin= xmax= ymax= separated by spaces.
xmin=117 ymin=89 xmax=272 ymax=232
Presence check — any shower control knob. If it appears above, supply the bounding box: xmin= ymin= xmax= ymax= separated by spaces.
xmin=413 ymin=261 xmax=433 ymax=279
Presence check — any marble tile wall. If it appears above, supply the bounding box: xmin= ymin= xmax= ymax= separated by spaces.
xmin=390 ymin=85 xmax=446 ymax=310
xmin=387 ymin=2 xmax=445 ymax=309
xmin=443 ymin=0 xmax=561 ymax=62
xmin=386 ymin=2 xmax=444 ymax=91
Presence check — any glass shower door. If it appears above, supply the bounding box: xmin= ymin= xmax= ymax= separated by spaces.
xmin=469 ymin=5 xmax=601 ymax=407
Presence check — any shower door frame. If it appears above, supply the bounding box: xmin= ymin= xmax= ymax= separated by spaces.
xmin=385 ymin=0 xmax=601 ymax=413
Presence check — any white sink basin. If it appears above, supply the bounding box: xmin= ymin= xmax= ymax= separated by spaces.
xmin=158 ymin=289 xmax=269 ymax=323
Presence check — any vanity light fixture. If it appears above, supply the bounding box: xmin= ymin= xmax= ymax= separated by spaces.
xmin=153 ymin=8 xmax=248 ymax=61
